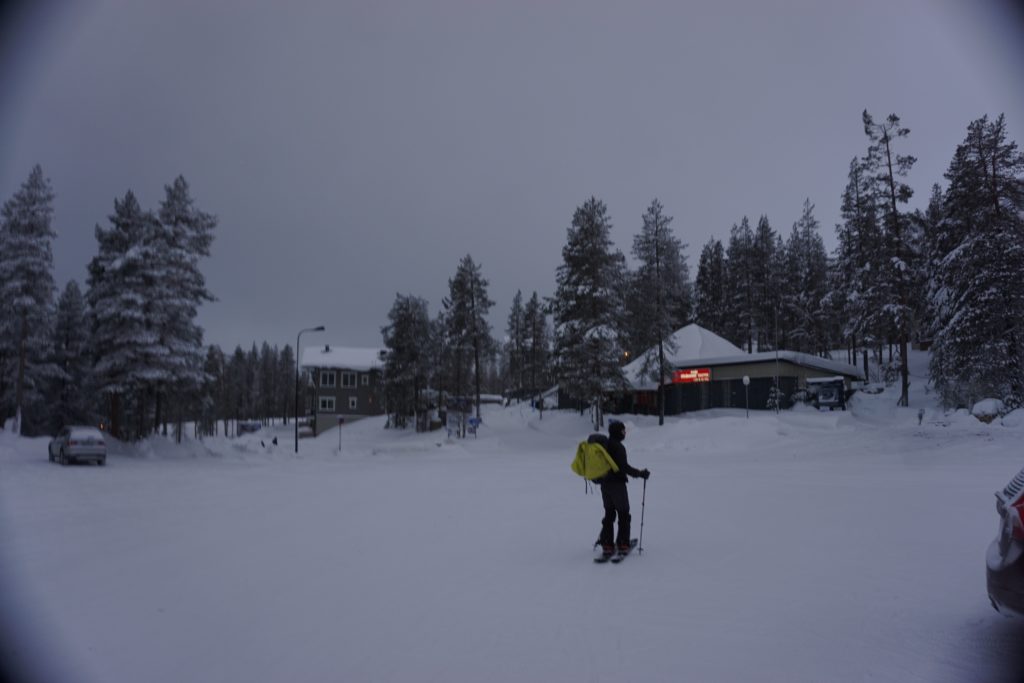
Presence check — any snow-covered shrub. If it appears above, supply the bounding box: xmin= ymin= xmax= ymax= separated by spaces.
xmin=971 ymin=398 xmax=1005 ymax=424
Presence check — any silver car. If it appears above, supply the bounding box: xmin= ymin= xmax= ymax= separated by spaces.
xmin=48 ymin=426 xmax=107 ymax=466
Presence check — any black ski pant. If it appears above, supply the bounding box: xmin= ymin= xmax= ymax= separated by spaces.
xmin=599 ymin=481 xmax=631 ymax=546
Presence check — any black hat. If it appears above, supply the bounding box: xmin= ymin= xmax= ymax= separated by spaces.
xmin=608 ymin=420 xmax=626 ymax=440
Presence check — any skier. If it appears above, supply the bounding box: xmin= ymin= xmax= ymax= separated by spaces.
xmin=590 ymin=420 xmax=649 ymax=559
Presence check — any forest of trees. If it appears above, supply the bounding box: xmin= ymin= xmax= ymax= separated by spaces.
xmin=0 ymin=171 xmax=305 ymax=440
xmin=2 ymin=110 xmax=1022 ymax=438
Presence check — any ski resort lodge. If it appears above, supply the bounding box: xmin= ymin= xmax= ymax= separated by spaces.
xmin=611 ymin=324 xmax=863 ymax=414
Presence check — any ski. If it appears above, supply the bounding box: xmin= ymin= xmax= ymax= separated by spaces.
xmin=610 ymin=538 xmax=639 ymax=563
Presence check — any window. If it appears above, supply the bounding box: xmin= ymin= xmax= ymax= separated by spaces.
xmin=348 ymin=396 xmax=358 ymax=410
xmin=342 ymin=372 xmax=357 ymax=388
xmin=361 ymin=374 xmax=369 ymax=386
xmin=319 ymin=396 xmax=335 ymax=412
xmin=320 ymin=371 xmax=336 ymax=388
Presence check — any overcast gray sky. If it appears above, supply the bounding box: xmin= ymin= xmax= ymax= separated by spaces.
xmin=2 ymin=0 xmax=1023 ymax=353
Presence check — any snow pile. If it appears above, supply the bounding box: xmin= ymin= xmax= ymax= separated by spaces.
xmin=1002 ymin=409 xmax=1024 ymax=429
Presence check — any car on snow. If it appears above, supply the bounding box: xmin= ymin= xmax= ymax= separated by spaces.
xmin=987 ymin=465 xmax=1024 ymax=616
xmin=238 ymin=420 xmax=262 ymax=434
xmin=48 ymin=426 xmax=107 ymax=466
xmin=807 ymin=376 xmax=847 ymax=411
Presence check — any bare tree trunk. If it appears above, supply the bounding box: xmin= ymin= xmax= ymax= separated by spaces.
xmin=155 ymin=388 xmax=166 ymax=436
xmin=473 ymin=340 xmax=481 ymax=420
xmin=881 ymin=133 xmax=910 ymax=406
xmin=658 ymin=338 xmax=666 ymax=426
xmin=110 ymin=393 xmax=121 ymax=440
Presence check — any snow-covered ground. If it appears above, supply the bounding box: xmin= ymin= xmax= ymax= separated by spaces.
xmin=2 ymin=352 xmax=1024 ymax=683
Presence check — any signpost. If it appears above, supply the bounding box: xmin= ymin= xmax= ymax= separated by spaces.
xmin=446 ymin=411 xmax=461 ymax=439
xmin=337 ymin=416 xmax=345 ymax=452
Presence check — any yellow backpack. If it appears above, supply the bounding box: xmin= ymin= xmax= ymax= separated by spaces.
xmin=571 ymin=440 xmax=619 ymax=481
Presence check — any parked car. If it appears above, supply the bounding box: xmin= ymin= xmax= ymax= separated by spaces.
xmin=807 ymin=376 xmax=847 ymax=411
xmin=238 ymin=420 xmax=262 ymax=434
xmin=48 ymin=426 xmax=107 ymax=466
xmin=987 ymin=465 xmax=1024 ymax=615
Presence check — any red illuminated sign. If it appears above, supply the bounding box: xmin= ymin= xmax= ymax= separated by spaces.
xmin=673 ymin=368 xmax=711 ymax=383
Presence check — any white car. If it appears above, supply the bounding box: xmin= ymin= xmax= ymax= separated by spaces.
xmin=48 ymin=426 xmax=107 ymax=466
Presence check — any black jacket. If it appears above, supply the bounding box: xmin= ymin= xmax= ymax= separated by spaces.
xmin=587 ymin=433 xmax=641 ymax=483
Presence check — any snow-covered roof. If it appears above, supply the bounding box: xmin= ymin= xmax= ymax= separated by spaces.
xmin=624 ymin=324 xmax=863 ymax=389
xmin=623 ymin=324 xmax=742 ymax=387
xmin=300 ymin=345 xmax=385 ymax=371
xmin=699 ymin=350 xmax=863 ymax=379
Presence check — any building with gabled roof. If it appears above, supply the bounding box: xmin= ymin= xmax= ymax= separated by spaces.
xmin=617 ymin=324 xmax=863 ymax=413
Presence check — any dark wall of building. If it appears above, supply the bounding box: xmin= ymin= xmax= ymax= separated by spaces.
xmin=616 ymin=376 xmax=800 ymax=416
xmin=313 ymin=368 xmax=385 ymax=416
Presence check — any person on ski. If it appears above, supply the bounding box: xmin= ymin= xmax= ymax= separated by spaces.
xmin=589 ymin=420 xmax=649 ymax=558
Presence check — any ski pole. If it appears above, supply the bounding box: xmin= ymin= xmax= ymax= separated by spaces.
xmin=638 ymin=477 xmax=646 ymax=555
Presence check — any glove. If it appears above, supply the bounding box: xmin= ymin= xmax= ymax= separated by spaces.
xmin=639 ymin=469 xmax=650 ymax=480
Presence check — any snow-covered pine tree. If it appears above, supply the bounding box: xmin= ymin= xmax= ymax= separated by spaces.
xmin=918 ymin=184 xmax=947 ymax=346
xmin=427 ymin=311 xmax=448 ymax=416
xmin=694 ymin=238 xmax=728 ymax=337
xmin=750 ymin=215 xmax=780 ymax=352
xmin=225 ymin=346 xmax=248 ymax=434
xmin=522 ymin=291 xmax=550 ymax=417
xmin=156 ymin=176 xmax=216 ymax=431
xmin=258 ymin=342 xmax=278 ymax=424
xmin=199 ymin=345 xmax=225 ymax=437
xmin=769 ymin=232 xmax=790 ymax=349
xmin=630 ymin=198 xmax=689 ymax=425
xmin=444 ymin=255 xmax=493 ymax=420
xmin=549 ymin=197 xmax=627 ymax=429
xmin=381 ymin=293 xmax=432 ymax=429
xmin=87 ymin=191 xmax=157 ymax=439
xmin=277 ymin=344 xmax=295 ymax=426
xmin=245 ymin=343 xmax=260 ymax=422
xmin=620 ymin=273 xmax=650 ymax=361
xmin=725 ymin=217 xmax=756 ymax=351
xmin=929 ymin=114 xmax=1024 ymax=409
xmin=48 ymin=280 xmax=91 ymax=431
xmin=504 ymin=290 xmax=526 ymax=401
xmin=820 ymin=251 xmax=847 ymax=363
xmin=862 ymin=110 xmax=918 ymax=405
xmin=783 ymin=200 xmax=830 ymax=355
xmin=834 ymin=156 xmax=885 ymax=372
xmin=0 ymin=165 xmax=58 ymax=435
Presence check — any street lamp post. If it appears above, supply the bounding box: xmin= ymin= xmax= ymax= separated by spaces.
xmin=774 ymin=306 xmax=781 ymax=414
xmin=743 ymin=375 xmax=750 ymax=419
xmin=295 ymin=325 xmax=325 ymax=453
